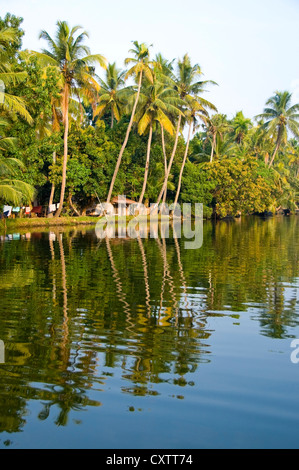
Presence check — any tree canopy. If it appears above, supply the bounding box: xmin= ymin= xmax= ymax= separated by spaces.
xmin=1 ymin=13 xmax=299 ymax=219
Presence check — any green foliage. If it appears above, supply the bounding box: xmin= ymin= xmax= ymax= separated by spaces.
xmin=1 ymin=12 xmax=299 ymax=216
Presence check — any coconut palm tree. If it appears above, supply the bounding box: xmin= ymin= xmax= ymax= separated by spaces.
xmin=34 ymin=20 xmax=107 ymax=216
xmin=106 ymin=41 xmax=153 ymax=204
xmin=155 ymin=53 xmax=216 ymax=206
xmin=231 ymin=111 xmax=252 ymax=145
xmin=205 ymin=114 xmax=231 ymax=162
xmin=0 ymin=25 xmax=32 ymax=123
xmin=256 ymin=91 xmax=299 ymax=168
xmin=173 ymin=96 xmax=212 ymax=208
xmin=0 ymin=153 xmax=35 ymax=205
xmin=134 ymin=77 xmax=183 ymax=205
xmin=93 ymin=62 xmax=127 ymax=128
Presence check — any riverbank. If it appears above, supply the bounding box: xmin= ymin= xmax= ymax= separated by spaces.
xmin=0 ymin=216 xmax=100 ymax=234
xmin=0 ymin=214 xmax=170 ymax=234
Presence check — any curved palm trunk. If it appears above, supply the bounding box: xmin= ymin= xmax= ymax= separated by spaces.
xmin=107 ymin=71 xmax=143 ymax=204
xmin=139 ymin=122 xmax=153 ymax=205
xmin=137 ymin=236 xmax=151 ymax=317
xmin=68 ymin=192 xmax=80 ymax=216
xmin=269 ymin=139 xmax=280 ymax=168
xmin=210 ymin=133 xmax=216 ymax=163
xmin=156 ymin=114 xmax=182 ymax=207
xmin=48 ymin=151 xmax=56 ymax=212
xmin=56 ymin=87 xmax=69 ymax=218
xmin=173 ymin=121 xmax=193 ymax=208
xmin=160 ymin=123 xmax=167 ymax=174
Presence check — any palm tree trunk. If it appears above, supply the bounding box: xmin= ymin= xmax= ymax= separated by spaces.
xmin=56 ymin=87 xmax=69 ymax=218
xmin=106 ymin=71 xmax=143 ymax=203
xmin=160 ymin=123 xmax=167 ymax=174
xmin=111 ymin=109 xmax=114 ymax=129
xmin=269 ymin=139 xmax=280 ymax=168
xmin=139 ymin=122 xmax=153 ymax=205
xmin=173 ymin=121 xmax=193 ymax=208
xmin=48 ymin=151 xmax=56 ymax=212
xmin=68 ymin=192 xmax=80 ymax=216
xmin=210 ymin=133 xmax=216 ymax=163
xmin=156 ymin=114 xmax=182 ymax=207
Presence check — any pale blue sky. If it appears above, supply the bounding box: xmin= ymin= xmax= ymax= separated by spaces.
xmin=3 ymin=0 xmax=299 ymax=120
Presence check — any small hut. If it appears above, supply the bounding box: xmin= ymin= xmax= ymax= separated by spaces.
xmin=111 ymin=196 xmax=138 ymax=216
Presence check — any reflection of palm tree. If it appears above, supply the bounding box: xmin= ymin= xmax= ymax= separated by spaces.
xmin=137 ymin=236 xmax=151 ymax=317
xmin=173 ymin=234 xmax=189 ymax=315
xmin=58 ymin=232 xmax=69 ymax=359
xmin=105 ymin=237 xmax=132 ymax=320
xmin=156 ymin=235 xmax=178 ymax=323
xmin=49 ymin=233 xmax=57 ymax=303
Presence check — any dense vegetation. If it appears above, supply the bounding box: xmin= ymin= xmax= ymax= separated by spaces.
xmin=1 ymin=13 xmax=299 ymax=219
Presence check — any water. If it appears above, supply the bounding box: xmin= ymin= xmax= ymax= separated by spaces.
xmin=0 ymin=215 xmax=299 ymax=449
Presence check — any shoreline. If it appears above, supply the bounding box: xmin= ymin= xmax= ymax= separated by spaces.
xmin=0 ymin=212 xmax=296 ymax=235
xmin=0 ymin=216 xmax=101 ymax=234
xmin=0 ymin=214 xmax=171 ymax=234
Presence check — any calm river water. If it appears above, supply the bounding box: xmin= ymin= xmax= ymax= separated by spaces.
xmin=0 ymin=215 xmax=299 ymax=449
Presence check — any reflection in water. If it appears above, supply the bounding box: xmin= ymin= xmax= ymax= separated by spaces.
xmin=58 ymin=232 xmax=69 ymax=357
xmin=137 ymin=236 xmax=151 ymax=317
xmin=0 ymin=216 xmax=298 ymax=445
xmin=106 ymin=236 xmax=131 ymax=317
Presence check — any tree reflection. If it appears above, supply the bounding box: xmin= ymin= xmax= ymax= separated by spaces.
xmin=0 ymin=216 xmax=298 ymax=432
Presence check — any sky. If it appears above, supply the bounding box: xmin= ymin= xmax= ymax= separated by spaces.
xmin=2 ymin=0 xmax=299 ymax=121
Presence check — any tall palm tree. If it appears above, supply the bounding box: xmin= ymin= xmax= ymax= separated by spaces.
xmin=93 ymin=62 xmax=127 ymax=128
xmin=173 ymin=96 xmax=212 ymax=208
xmin=152 ymin=55 xmax=175 ymax=184
xmin=106 ymin=41 xmax=153 ymax=204
xmin=34 ymin=21 xmax=107 ymax=216
xmin=256 ymin=91 xmax=299 ymax=168
xmin=134 ymin=77 xmax=182 ymax=205
xmin=155 ymin=54 xmax=216 ymax=206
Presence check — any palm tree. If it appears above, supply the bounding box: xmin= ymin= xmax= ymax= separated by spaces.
xmin=256 ymin=91 xmax=299 ymax=168
xmin=34 ymin=21 xmax=107 ymax=216
xmin=231 ymin=111 xmax=252 ymax=145
xmin=173 ymin=96 xmax=212 ymax=208
xmin=0 ymin=153 xmax=35 ymax=205
xmin=0 ymin=25 xmax=32 ymax=123
xmin=152 ymin=55 xmax=175 ymax=184
xmin=106 ymin=41 xmax=153 ymax=204
xmin=93 ymin=62 xmax=127 ymax=128
xmin=155 ymin=53 xmax=216 ymax=206
xmin=205 ymin=114 xmax=231 ymax=162
xmin=134 ymin=77 xmax=182 ymax=205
